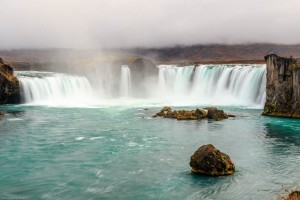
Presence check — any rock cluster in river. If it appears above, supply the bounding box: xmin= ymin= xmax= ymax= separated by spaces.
xmin=190 ymin=144 xmax=236 ymax=176
xmin=0 ymin=57 xmax=21 ymax=104
xmin=153 ymin=106 xmax=232 ymax=121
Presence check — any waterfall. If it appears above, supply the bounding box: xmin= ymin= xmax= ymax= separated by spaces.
xmin=17 ymin=71 xmax=95 ymax=106
xmin=16 ymin=64 xmax=267 ymax=108
xmin=120 ymin=65 xmax=131 ymax=97
xmin=156 ymin=64 xmax=266 ymax=107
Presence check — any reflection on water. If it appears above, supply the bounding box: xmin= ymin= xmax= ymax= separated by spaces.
xmin=264 ymin=120 xmax=300 ymax=146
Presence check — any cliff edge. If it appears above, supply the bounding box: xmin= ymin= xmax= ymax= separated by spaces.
xmin=0 ymin=58 xmax=21 ymax=104
xmin=263 ymin=54 xmax=300 ymax=118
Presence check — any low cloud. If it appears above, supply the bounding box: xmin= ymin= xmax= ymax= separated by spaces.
xmin=0 ymin=0 xmax=299 ymax=49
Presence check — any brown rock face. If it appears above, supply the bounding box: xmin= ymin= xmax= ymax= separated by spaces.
xmin=190 ymin=144 xmax=236 ymax=176
xmin=0 ymin=58 xmax=21 ymax=104
xmin=263 ymin=54 xmax=300 ymax=118
xmin=205 ymin=107 xmax=228 ymax=121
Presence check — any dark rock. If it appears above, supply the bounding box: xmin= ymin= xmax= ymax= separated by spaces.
xmin=195 ymin=108 xmax=207 ymax=119
xmin=263 ymin=54 xmax=300 ymax=118
xmin=128 ymin=58 xmax=158 ymax=97
xmin=0 ymin=58 xmax=4 ymax=65
xmin=0 ymin=58 xmax=21 ymax=104
xmin=190 ymin=144 xmax=236 ymax=176
xmin=205 ymin=107 xmax=228 ymax=120
xmin=128 ymin=58 xmax=158 ymax=76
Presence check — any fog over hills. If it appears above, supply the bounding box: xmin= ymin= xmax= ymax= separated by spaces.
xmin=1 ymin=0 xmax=300 ymax=50
xmin=1 ymin=44 xmax=300 ymax=64
xmin=1 ymin=0 xmax=300 ymax=63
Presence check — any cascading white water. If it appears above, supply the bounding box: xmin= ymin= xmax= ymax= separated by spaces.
xmin=16 ymin=64 xmax=267 ymax=108
xmin=120 ymin=65 xmax=131 ymax=97
xmin=156 ymin=64 xmax=266 ymax=107
xmin=17 ymin=71 xmax=95 ymax=106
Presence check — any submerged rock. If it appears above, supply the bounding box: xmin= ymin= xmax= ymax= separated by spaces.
xmin=0 ymin=58 xmax=21 ymax=104
xmin=190 ymin=144 xmax=236 ymax=176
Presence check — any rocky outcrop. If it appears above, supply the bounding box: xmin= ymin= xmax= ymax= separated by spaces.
xmin=128 ymin=58 xmax=158 ymax=97
xmin=190 ymin=144 xmax=236 ymax=176
xmin=153 ymin=106 xmax=232 ymax=120
xmin=205 ymin=107 xmax=229 ymax=121
xmin=0 ymin=58 xmax=21 ymax=104
xmin=128 ymin=58 xmax=158 ymax=76
xmin=263 ymin=54 xmax=300 ymax=118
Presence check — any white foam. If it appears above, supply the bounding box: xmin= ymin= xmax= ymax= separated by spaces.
xmin=90 ymin=136 xmax=104 ymax=140
xmin=7 ymin=118 xmax=23 ymax=121
xmin=75 ymin=137 xmax=84 ymax=141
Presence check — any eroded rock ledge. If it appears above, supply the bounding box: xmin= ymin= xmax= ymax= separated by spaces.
xmin=153 ymin=106 xmax=234 ymax=121
xmin=0 ymin=58 xmax=21 ymax=104
xmin=263 ymin=54 xmax=300 ymax=118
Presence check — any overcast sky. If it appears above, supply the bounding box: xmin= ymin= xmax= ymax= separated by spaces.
xmin=0 ymin=0 xmax=299 ymax=49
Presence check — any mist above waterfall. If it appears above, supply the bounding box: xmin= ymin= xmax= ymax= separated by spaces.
xmin=1 ymin=0 xmax=300 ymax=49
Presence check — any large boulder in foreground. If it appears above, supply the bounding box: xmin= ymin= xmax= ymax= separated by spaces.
xmin=0 ymin=58 xmax=21 ymax=104
xmin=190 ymin=144 xmax=236 ymax=176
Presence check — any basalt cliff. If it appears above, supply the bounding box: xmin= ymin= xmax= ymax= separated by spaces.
xmin=263 ymin=54 xmax=300 ymax=118
xmin=0 ymin=58 xmax=21 ymax=104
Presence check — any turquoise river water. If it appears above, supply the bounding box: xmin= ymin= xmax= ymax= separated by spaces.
xmin=0 ymin=105 xmax=300 ymax=200
xmin=1 ymin=66 xmax=300 ymax=199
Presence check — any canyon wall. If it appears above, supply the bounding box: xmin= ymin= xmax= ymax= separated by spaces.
xmin=263 ymin=54 xmax=300 ymax=118
xmin=0 ymin=58 xmax=21 ymax=104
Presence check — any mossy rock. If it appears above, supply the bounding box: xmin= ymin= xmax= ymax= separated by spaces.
xmin=190 ymin=144 xmax=236 ymax=176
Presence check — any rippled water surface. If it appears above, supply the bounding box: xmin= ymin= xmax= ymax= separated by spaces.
xmin=0 ymin=105 xmax=300 ymax=200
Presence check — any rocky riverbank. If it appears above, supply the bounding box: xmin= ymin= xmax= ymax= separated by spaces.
xmin=0 ymin=58 xmax=21 ymax=104
xmin=263 ymin=54 xmax=300 ymax=118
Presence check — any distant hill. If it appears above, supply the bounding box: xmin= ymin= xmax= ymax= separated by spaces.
xmin=1 ymin=44 xmax=300 ymax=64
xmin=127 ymin=44 xmax=300 ymax=63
